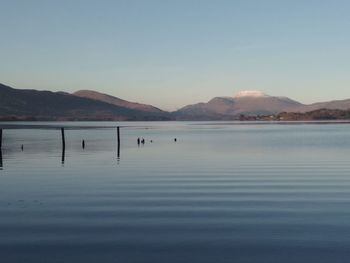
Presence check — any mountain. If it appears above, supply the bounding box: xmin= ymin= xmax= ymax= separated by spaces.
xmin=277 ymin=109 xmax=350 ymax=121
xmin=2 ymin=83 xmax=350 ymax=121
xmin=299 ymin=99 xmax=350 ymax=112
xmin=175 ymin=90 xmax=304 ymax=119
xmin=0 ymin=83 xmax=170 ymax=121
xmin=73 ymin=90 xmax=163 ymax=113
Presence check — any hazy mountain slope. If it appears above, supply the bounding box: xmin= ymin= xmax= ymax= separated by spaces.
xmin=230 ymin=96 xmax=303 ymax=114
xmin=73 ymin=90 xmax=163 ymax=113
xmin=298 ymin=99 xmax=350 ymax=112
xmin=175 ymin=90 xmax=350 ymax=120
xmin=3 ymin=83 xmax=350 ymax=121
xmin=175 ymin=91 xmax=304 ymax=119
xmin=0 ymin=83 xmax=170 ymax=121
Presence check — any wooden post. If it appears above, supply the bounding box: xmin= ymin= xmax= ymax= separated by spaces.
xmin=117 ymin=143 xmax=120 ymax=159
xmin=61 ymin=147 xmax=65 ymax=164
xmin=117 ymin=126 xmax=120 ymax=159
xmin=117 ymin=126 xmax=120 ymax=146
xmin=0 ymin=148 xmax=2 ymax=168
xmin=0 ymin=129 xmax=2 ymax=149
xmin=61 ymin=128 xmax=65 ymax=150
xmin=61 ymin=128 xmax=65 ymax=164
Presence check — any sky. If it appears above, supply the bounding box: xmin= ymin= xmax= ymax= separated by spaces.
xmin=1 ymin=0 xmax=350 ymax=110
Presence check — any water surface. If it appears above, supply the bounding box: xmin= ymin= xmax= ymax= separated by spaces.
xmin=1 ymin=122 xmax=350 ymax=263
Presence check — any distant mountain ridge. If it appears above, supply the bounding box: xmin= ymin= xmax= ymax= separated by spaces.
xmin=73 ymin=90 xmax=162 ymax=113
xmin=299 ymin=99 xmax=350 ymax=112
xmin=0 ymin=83 xmax=170 ymax=121
xmin=174 ymin=90 xmax=304 ymax=119
xmin=174 ymin=90 xmax=350 ymax=120
xmin=2 ymin=84 xmax=350 ymax=121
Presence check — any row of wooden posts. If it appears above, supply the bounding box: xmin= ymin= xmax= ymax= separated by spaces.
xmin=0 ymin=127 xmax=121 ymax=148
xmin=0 ymin=127 xmax=121 ymax=165
xmin=60 ymin=127 xmax=120 ymax=162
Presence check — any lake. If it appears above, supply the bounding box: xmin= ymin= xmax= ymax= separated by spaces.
xmin=1 ymin=121 xmax=350 ymax=263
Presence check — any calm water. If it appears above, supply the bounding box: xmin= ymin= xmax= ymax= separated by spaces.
xmin=1 ymin=121 xmax=350 ymax=263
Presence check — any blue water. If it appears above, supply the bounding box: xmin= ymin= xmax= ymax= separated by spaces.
xmin=1 ymin=122 xmax=350 ymax=262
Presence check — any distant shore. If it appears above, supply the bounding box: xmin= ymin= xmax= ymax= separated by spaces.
xmin=1 ymin=108 xmax=350 ymax=122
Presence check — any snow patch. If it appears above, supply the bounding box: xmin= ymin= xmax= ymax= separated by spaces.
xmin=234 ymin=90 xmax=268 ymax=98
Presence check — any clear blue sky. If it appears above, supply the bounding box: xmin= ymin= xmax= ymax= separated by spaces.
xmin=1 ymin=0 xmax=350 ymax=110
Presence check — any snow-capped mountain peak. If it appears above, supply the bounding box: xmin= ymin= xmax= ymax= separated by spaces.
xmin=234 ymin=90 xmax=268 ymax=98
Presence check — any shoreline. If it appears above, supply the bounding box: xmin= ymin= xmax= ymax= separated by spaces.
xmin=1 ymin=120 xmax=350 ymax=130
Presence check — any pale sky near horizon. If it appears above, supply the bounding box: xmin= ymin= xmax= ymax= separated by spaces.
xmin=1 ymin=0 xmax=350 ymax=110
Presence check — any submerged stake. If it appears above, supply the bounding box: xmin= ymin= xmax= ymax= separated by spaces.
xmin=0 ymin=129 xmax=2 ymax=149
xmin=61 ymin=128 xmax=65 ymax=150
xmin=117 ymin=126 xmax=121 ymax=159
xmin=117 ymin=127 xmax=120 ymax=146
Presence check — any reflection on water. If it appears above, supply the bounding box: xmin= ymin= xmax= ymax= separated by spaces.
xmin=0 ymin=149 xmax=2 ymax=169
xmin=1 ymin=122 xmax=350 ymax=263
xmin=61 ymin=147 xmax=65 ymax=165
xmin=117 ymin=144 xmax=121 ymax=164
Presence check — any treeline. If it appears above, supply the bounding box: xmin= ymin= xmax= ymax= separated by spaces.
xmin=239 ymin=108 xmax=350 ymax=121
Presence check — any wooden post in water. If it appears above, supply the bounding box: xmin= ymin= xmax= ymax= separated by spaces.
xmin=117 ymin=126 xmax=120 ymax=147
xmin=61 ymin=128 xmax=65 ymax=164
xmin=0 ymin=148 xmax=3 ymax=169
xmin=0 ymin=129 xmax=2 ymax=149
xmin=117 ymin=143 xmax=120 ymax=159
xmin=61 ymin=128 xmax=65 ymax=150
xmin=61 ymin=147 xmax=65 ymax=164
xmin=117 ymin=126 xmax=121 ymax=158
